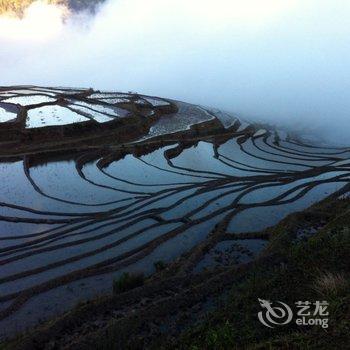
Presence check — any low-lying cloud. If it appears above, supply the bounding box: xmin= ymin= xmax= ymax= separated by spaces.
xmin=0 ymin=0 xmax=350 ymax=145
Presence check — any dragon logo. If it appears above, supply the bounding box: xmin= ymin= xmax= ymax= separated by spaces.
xmin=258 ymin=298 xmax=293 ymax=328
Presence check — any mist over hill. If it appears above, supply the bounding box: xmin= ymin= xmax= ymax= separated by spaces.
xmin=1 ymin=1 xmax=350 ymax=145
xmin=0 ymin=0 xmax=104 ymax=15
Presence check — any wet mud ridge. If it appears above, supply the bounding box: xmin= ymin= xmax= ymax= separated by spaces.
xmin=0 ymin=86 xmax=349 ymax=342
xmin=6 ymin=191 xmax=350 ymax=350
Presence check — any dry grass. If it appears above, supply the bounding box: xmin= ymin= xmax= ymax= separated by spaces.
xmin=313 ymin=271 xmax=349 ymax=297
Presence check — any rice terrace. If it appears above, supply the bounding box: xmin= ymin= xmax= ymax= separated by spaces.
xmin=0 ymin=86 xmax=349 ymax=348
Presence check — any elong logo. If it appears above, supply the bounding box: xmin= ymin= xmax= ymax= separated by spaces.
xmin=258 ymin=299 xmax=329 ymax=329
xmin=257 ymin=299 xmax=293 ymax=328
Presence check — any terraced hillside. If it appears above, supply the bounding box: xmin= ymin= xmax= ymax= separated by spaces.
xmin=6 ymin=193 xmax=348 ymax=349
xmin=0 ymin=0 xmax=104 ymax=15
xmin=0 ymin=86 xmax=349 ymax=345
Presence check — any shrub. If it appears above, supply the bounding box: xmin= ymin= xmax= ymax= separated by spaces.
xmin=113 ymin=272 xmax=144 ymax=294
xmin=154 ymin=260 xmax=167 ymax=272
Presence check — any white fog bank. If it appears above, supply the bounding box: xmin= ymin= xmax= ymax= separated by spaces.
xmin=0 ymin=0 xmax=350 ymax=145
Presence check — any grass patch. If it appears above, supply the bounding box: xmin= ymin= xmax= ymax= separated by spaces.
xmin=154 ymin=260 xmax=167 ymax=272
xmin=313 ymin=271 xmax=349 ymax=299
xmin=171 ymin=200 xmax=350 ymax=349
xmin=112 ymin=272 xmax=144 ymax=294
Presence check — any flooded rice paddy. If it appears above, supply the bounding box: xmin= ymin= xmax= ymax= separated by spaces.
xmin=0 ymin=86 xmax=349 ymax=337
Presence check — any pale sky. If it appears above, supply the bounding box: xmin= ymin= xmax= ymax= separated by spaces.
xmin=0 ymin=0 xmax=350 ymax=144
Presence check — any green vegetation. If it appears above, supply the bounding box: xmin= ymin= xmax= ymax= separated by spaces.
xmin=154 ymin=260 xmax=167 ymax=272
xmin=112 ymin=272 xmax=145 ymax=294
xmin=171 ymin=199 xmax=350 ymax=349
xmin=0 ymin=0 xmax=104 ymax=16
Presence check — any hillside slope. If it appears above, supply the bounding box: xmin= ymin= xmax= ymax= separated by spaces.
xmin=2 ymin=191 xmax=349 ymax=349
xmin=0 ymin=0 xmax=104 ymax=16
